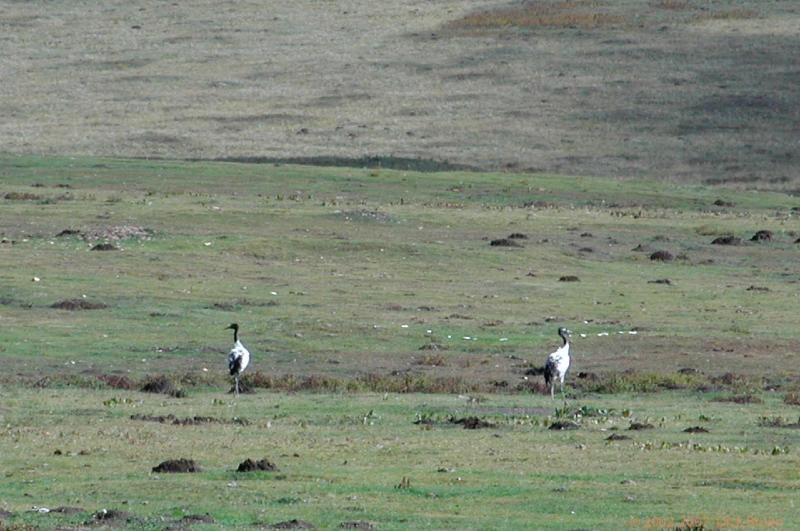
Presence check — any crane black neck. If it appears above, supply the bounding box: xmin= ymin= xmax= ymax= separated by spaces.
xmin=559 ymin=330 xmax=569 ymax=346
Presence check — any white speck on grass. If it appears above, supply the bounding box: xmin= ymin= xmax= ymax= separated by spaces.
xmin=580 ymin=333 xmax=587 ymax=338
xmin=463 ymin=336 xmax=471 ymax=340
xmin=426 ymin=329 xmax=432 ymax=334
xmin=271 ymin=291 xmax=278 ymax=295
xmin=499 ymin=338 xmax=508 ymax=342
xmin=204 ymin=242 xmax=211 ymax=246
xmin=401 ymin=324 xmax=409 ymax=328
xmin=447 ymin=335 xmax=452 ymax=339
xmin=629 ymin=330 xmax=638 ymax=335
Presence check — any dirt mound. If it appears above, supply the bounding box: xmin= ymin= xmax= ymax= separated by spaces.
xmin=451 ymin=416 xmax=494 ymax=429
xmin=628 ymin=422 xmax=654 ymax=430
xmin=4 ymin=191 xmax=41 ymax=200
xmin=237 ymin=458 xmax=279 ymax=472
xmin=490 ymin=238 xmax=521 ymax=247
xmin=713 ymin=394 xmax=763 ymax=404
xmin=56 ymin=229 xmax=82 ymax=237
xmin=507 ymin=232 xmax=527 ymax=239
xmin=340 ymin=522 xmax=376 ymax=530
xmin=576 ymin=371 xmax=598 ymax=381
xmin=52 ymin=506 xmax=85 ymax=514
xmin=91 ymin=242 xmax=119 ymax=251
xmin=140 ymin=375 xmax=185 ymax=397
xmin=131 ymin=414 xmax=249 ymax=426
xmin=558 ymin=275 xmax=580 ymax=282
xmin=606 ymin=433 xmax=631 ymax=441
xmin=750 ymin=230 xmax=773 ymax=242
xmin=549 ymin=421 xmax=579 ymax=430
xmin=649 ymin=250 xmax=673 ymax=261
xmin=152 ymin=458 xmax=200 ymax=473
xmin=179 ymin=514 xmax=215 ymax=525
xmin=51 ymin=299 xmax=107 ymax=310
xmin=271 ymin=519 xmax=315 ymax=529
xmin=87 ymin=509 xmax=136 ymax=526
xmin=711 ymin=235 xmax=742 ymax=245
xmin=683 ymin=426 xmax=709 ymax=433
xmin=97 ymin=374 xmax=135 ymax=390
xmin=83 ymin=225 xmax=152 ymax=241
xmin=713 ymin=199 xmax=735 ymax=207
xmin=648 ymin=278 xmax=672 ymax=285
xmin=746 ymin=285 xmax=769 ymax=292
xmin=677 ymin=367 xmax=700 ymax=375
xmin=525 ymin=366 xmax=545 ymax=376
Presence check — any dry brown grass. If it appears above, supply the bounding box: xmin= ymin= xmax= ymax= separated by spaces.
xmin=447 ymin=2 xmax=624 ymax=31
xmin=693 ymin=9 xmax=759 ymax=22
xmin=652 ymin=0 xmax=691 ymax=10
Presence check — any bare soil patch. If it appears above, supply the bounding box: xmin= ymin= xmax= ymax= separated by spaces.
xmin=152 ymin=458 xmax=200 ymax=473
xmin=606 ymin=433 xmax=631 ymax=441
xmin=683 ymin=426 xmax=709 ymax=433
xmin=237 ymin=458 xmax=279 ymax=472
xmin=558 ymin=275 xmax=580 ymax=282
xmin=648 ymin=278 xmax=672 ymax=285
xmin=51 ymin=299 xmax=107 ymax=310
xmin=628 ymin=422 xmax=654 ymax=430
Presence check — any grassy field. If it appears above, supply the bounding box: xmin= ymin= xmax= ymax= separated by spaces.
xmin=2 ymin=0 xmax=799 ymax=189
xmin=1 ymin=155 xmax=799 ymax=529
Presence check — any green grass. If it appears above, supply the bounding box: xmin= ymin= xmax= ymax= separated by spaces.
xmin=0 ymin=388 xmax=798 ymax=529
xmin=1 ymin=155 xmax=799 ymax=528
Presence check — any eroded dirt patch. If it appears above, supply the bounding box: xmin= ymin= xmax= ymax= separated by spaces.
xmin=86 ymin=509 xmax=137 ymax=527
xmin=683 ymin=426 xmax=709 ymax=433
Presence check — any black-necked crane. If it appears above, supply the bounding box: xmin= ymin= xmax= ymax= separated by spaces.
xmin=226 ymin=323 xmax=250 ymax=397
xmin=544 ymin=327 xmax=572 ymax=400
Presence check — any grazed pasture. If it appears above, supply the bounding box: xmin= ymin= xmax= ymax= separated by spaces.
xmin=2 ymin=0 xmax=799 ymax=189
xmin=1 ymin=156 xmax=799 ymax=528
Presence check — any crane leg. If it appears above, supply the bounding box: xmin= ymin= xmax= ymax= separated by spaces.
xmin=235 ymin=375 xmax=240 ymax=397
